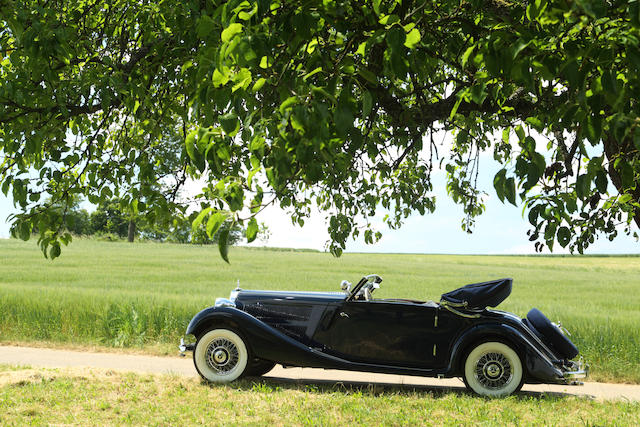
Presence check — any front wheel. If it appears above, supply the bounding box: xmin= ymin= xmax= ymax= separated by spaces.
xmin=463 ymin=341 xmax=523 ymax=397
xmin=193 ymin=329 xmax=249 ymax=383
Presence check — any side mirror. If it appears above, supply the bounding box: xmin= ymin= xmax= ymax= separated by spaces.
xmin=340 ymin=280 xmax=352 ymax=292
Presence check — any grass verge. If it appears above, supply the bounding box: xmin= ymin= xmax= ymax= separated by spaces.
xmin=0 ymin=366 xmax=638 ymax=426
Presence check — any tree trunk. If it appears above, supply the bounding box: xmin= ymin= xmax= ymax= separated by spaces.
xmin=128 ymin=219 xmax=136 ymax=242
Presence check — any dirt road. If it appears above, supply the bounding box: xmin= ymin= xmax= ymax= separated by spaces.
xmin=1 ymin=345 xmax=639 ymax=401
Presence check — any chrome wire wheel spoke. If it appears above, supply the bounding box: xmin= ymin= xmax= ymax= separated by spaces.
xmin=205 ymin=338 xmax=240 ymax=374
xmin=475 ymin=352 xmax=513 ymax=389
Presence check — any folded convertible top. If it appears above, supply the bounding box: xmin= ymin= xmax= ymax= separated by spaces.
xmin=440 ymin=278 xmax=512 ymax=310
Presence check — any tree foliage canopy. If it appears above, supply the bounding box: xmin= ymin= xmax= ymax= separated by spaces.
xmin=1 ymin=0 xmax=639 ymax=259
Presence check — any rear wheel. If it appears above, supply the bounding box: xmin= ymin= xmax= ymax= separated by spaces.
xmin=193 ymin=329 xmax=249 ymax=383
xmin=463 ymin=341 xmax=523 ymax=397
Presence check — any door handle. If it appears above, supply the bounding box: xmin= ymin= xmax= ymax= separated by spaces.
xmin=339 ymin=312 xmax=349 ymax=318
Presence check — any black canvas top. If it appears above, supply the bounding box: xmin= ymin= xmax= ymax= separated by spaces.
xmin=440 ymin=278 xmax=512 ymax=309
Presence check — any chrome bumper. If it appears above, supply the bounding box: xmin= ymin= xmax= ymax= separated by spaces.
xmin=562 ymin=358 xmax=589 ymax=385
xmin=179 ymin=338 xmax=195 ymax=357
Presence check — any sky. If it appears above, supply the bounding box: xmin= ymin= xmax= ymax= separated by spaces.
xmin=2 ymin=150 xmax=638 ymax=255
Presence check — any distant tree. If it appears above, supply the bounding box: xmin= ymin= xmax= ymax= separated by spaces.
xmin=140 ymin=210 xmax=247 ymax=246
xmin=65 ymin=208 xmax=91 ymax=236
xmin=3 ymin=1 xmax=640 ymax=259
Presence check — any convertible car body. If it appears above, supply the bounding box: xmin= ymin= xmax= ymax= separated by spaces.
xmin=179 ymin=275 xmax=588 ymax=397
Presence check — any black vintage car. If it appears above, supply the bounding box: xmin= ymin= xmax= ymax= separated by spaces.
xmin=179 ymin=275 xmax=588 ymax=397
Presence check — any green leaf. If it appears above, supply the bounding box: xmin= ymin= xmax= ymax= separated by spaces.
xmin=206 ymin=212 xmax=227 ymax=237
xmin=525 ymin=117 xmax=544 ymax=131
xmin=279 ymin=96 xmax=298 ymax=113
xmin=303 ymin=67 xmax=323 ymax=81
xmin=562 ymin=60 xmax=581 ymax=88
xmin=218 ymin=227 xmax=230 ymax=263
xmin=576 ymin=174 xmax=590 ymax=200
xmin=232 ymin=68 xmax=252 ymax=92
xmin=372 ymin=0 xmax=382 ymax=15
xmin=585 ymin=114 xmax=602 ymax=144
xmin=510 ymin=39 xmax=530 ymax=60
xmin=627 ymin=46 xmax=640 ymax=72
xmin=221 ymin=23 xmax=243 ymax=43
xmin=544 ymin=222 xmax=557 ymax=242
xmin=470 ymin=83 xmax=487 ymax=104
xmin=505 ymin=177 xmax=517 ymax=206
xmin=566 ymin=194 xmax=578 ymax=213
xmin=386 ymin=27 xmax=405 ymax=52
xmin=311 ymin=86 xmax=337 ymax=104
xmin=246 ymin=217 xmax=259 ymax=242
xmin=601 ymin=70 xmax=617 ymax=94
xmin=619 ymin=161 xmax=634 ymax=187
xmin=461 ymin=45 xmax=475 ymax=68
xmin=212 ymin=68 xmax=230 ymax=87
xmin=362 ymin=91 xmax=373 ymax=118
xmin=379 ymin=14 xmax=400 ymax=26
xmin=251 ymin=77 xmax=266 ymax=92
xmin=557 ymin=226 xmax=571 ymax=248
xmin=634 ymin=128 xmax=640 ymax=151
xmin=631 ymin=1 xmax=640 ymax=28
xmin=493 ymin=169 xmax=507 ymax=202
xmin=197 ymin=15 xmax=216 ymax=38
xmin=595 ymin=171 xmax=608 ymax=193
xmin=185 ymin=130 xmax=205 ymax=171
xmin=192 ymin=207 xmax=212 ymax=230
xmin=404 ymin=28 xmax=421 ymax=49
xmin=220 ymin=113 xmax=240 ymax=136
xmin=49 ymin=241 xmax=61 ymax=259
xmin=528 ymin=205 xmax=539 ymax=225
xmin=357 ymin=69 xmax=377 ymax=84
xmin=17 ymin=221 xmax=31 ymax=241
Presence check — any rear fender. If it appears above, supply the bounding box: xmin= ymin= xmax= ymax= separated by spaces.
xmin=448 ymin=323 xmax=563 ymax=382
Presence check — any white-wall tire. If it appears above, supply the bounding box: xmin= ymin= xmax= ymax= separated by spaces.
xmin=194 ymin=329 xmax=249 ymax=383
xmin=463 ymin=341 xmax=523 ymax=397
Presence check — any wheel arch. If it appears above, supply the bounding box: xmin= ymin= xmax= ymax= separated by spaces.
xmin=187 ymin=308 xmax=258 ymax=357
xmin=449 ymin=324 xmax=528 ymax=377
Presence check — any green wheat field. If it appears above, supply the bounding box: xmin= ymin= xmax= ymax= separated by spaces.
xmin=0 ymin=238 xmax=639 ymax=384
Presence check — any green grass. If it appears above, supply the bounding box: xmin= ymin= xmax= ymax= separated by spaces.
xmin=0 ymin=366 xmax=638 ymax=425
xmin=1 ymin=238 xmax=639 ymax=383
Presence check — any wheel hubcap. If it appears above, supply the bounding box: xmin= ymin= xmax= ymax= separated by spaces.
xmin=213 ymin=349 xmax=228 ymax=364
xmin=475 ymin=352 xmax=512 ymax=389
xmin=205 ymin=338 xmax=239 ymax=374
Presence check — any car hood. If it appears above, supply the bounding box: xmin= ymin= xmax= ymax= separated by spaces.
xmin=232 ymin=289 xmax=347 ymax=305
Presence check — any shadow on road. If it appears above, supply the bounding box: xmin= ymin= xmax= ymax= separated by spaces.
xmin=214 ymin=375 xmax=593 ymax=401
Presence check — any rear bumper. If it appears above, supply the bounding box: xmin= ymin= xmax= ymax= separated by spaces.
xmin=561 ymin=358 xmax=589 ymax=385
xmin=179 ymin=338 xmax=195 ymax=357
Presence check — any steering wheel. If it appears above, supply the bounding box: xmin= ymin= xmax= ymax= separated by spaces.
xmin=361 ymin=280 xmax=380 ymax=301
xmin=349 ymin=274 xmax=382 ymax=301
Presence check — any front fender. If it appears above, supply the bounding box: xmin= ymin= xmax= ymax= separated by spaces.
xmin=448 ymin=323 xmax=564 ymax=383
xmin=185 ymin=306 xmax=342 ymax=367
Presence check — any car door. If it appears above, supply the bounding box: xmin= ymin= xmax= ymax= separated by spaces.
xmin=312 ymin=300 xmax=443 ymax=367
